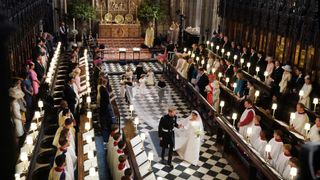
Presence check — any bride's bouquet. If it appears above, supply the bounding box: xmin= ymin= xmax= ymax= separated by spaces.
xmin=195 ymin=128 xmax=204 ymax=138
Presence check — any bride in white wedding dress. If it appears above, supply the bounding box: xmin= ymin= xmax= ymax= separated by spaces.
xmin=175 ymin=110 xmax=204 ymax=165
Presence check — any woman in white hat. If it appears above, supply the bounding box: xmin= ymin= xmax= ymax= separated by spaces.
xmin=299 ymin=75 xmax=312 ymax=108
xmin=9 ymin=87 xmax=25 ymax=143
xmin=279 ymin=65 xmax=292 ymax=94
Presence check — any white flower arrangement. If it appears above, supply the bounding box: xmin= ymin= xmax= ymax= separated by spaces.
xmin=195 ymin=128 xmax=204 ymax=138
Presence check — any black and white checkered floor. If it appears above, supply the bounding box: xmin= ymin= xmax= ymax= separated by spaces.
xmin=108 ymin=66 xmax=239 ymax=180
xmin=102 ymin=61 xmax=163 ymax=75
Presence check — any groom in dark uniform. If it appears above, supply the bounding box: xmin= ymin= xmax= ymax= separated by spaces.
xmin=158 ymin=106 xmax=182 ymax=168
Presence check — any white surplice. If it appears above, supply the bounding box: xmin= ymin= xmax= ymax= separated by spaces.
xmin=252 ymin=137 xmax=267 ymax=156
xmin=282 ymin=165 xmax=292 ymax=180
xmin=249 ymin=124 xmax=261 ymax=144
xmin=55 ymin=147 xmax=77 ymax=180
xmin=267 ymin=138 xmax=283 ymax=162
xmin=308 ymin=124 xmax=320 ymax=142
xmin=274 ymin=153 xmax=291 ymax=175
xmin=175 ymin=111 xmax=204 ymax=165
xmin=239 ymin=108 xmax=255 ymax=137
xmin=52 ymin=127 xmax=76 ymax=151
xmin=299 ymin=83 xmax=312 ymax=109
xmin=48 ymin=167 xmax=72 ymax=180
xmin=290 ymin=112 xmax=309 ymax=135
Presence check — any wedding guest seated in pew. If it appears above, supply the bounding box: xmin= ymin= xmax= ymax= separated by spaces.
xmin=115 ymin=155 xmax=130 ymax=180
xmin=112 ymin=141 xmax=126 ymax=178
xmin=282 ymin=157 xmax=299 ymax=180
xmin=273 ymin=144 xmax=292 ymax=175
xmin=267 ymin=130 xmax=284 ymax=163
xmin=307 ymin=117 xmax=320 ymax=142
xmin=49 ymin=154 xmax=72 ymax=180
xmin=252 ymin=130 xmax=268 ymax=156
xmin=121 ymin=168 xmax=133 ymax=180
xmin=238 ymin=99 xmax=255 ymax=137
xmin=249 ymin=115 xmax=262 ymax=143
xmin=290 ymin=103 xmax=310 ymax=135
xmin=55 ymin=137 xmax=77 ymax=180
xmin=53 ymin=118 xmax=75 ymax=150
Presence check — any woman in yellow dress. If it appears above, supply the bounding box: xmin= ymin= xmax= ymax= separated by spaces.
xmin=144 ymin=22 xmax=154 ymax=48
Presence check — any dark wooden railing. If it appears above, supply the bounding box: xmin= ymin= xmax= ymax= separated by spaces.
xmin=164 ymin=62 xmax=284 ymax=179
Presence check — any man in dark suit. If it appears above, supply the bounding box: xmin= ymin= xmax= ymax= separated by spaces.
xmin=224 ymin=59 xmax=234 ymax=79
xmin=158 ymin=106 xmax=182 ymax=168
xmin=63 ymin=76 xmax=77 ymax=115
xmin=256 ymin=51 xmax=267 ymax=79
xmin=32 ymin=38 xmax=44 ymax=61
xmin=248 ymin=47 xmax=258 ymax=75
xmin=191 ymin=43 xmax=200 ymax=56
xmin=240 ymin=47 xmax=250 ymax=68
xmin=34 ymin=54 xmax=45 ymax=82
xmin=271 ymin=60 xmax=284 ymax=95
xmin=292 ymin=68 xmax=304 ymax=93
xmin=199 ymin=44 xmax=208 ymax=58
xmin=222 ymin=36 xmax=232 ymax=52
xmin=99 ymin=78 xmax=112 ymax=142
xmin=197 ymin=68 xmax=209 ymax=97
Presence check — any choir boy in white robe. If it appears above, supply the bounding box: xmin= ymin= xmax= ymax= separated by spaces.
xmin=282 ymin=157 xmax=299 ymax=180
xmin=252 ymin=130 xmax=268 ymax=156
xmin=59 ymin=108 xmax=72 ymax=127
xmin=238 ymin=99 xmax=255 ymax=137
xmin=267 ymin=130 xmax=284 ymax=163
xmin=290 ymin=103 xmax=309 ymax=134
xmin=249 ymin=115 xmax=262 ymax=144
xmin=107 ymin=132 xmax=121 ymax=168
xmin=112 ymin=140 xmax=126 ymax=177
xmin=121 ymin=168 xmax=133 ymax=180
xmin=55 ymin=138 xmax=77 ymax=180
xmin=115 ymin=155 xmax=130 ymax=180
xmin=274 ymin=144 xmax=292 ymax=174
xmin=53 ymin=118 xmax=75 ymax=150
xmin=308 ymin=117 xmax=320 ymax=142
xmin=49 ymin=154 xmax=72 ymax=180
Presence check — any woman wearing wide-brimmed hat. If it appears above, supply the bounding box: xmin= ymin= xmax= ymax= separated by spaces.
xmin=279 ymin=65 xmax=292 ymax=94
xmin=9 ymin=87 xmax=25 ymax=144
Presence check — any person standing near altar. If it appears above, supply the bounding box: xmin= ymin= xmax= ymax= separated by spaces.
xmin=144 ymin=22 xmax=154 ymax=48
xmin=158 ymin=106 xmax=182 ymax=168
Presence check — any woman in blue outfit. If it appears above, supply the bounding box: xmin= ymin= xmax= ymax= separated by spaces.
xmin=234 ymin=71 xmax=246 ymax=98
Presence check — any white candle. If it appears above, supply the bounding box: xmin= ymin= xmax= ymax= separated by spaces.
xmin=220 ymin=101 xmax=225 ymax=107
xmin=188 ymin=50 xmax=191 ymax=55
xmin=256 ymin=67 xmax=260 ymax=75
xmin=221 ymin=48 xmax=225 ymax=54
xmin=191 ymin=53 xmax=195 ymax=58
xmin=73 ymin=18 xmax=75 ymax=30
xmin=264 ymin=71 xmax=268 ymax=77
xmin=183 ymin=48 xmax=187 ymax=52
xmin=34 ymin=111 xmax=41 ymax=125
xmin=226 ymin=77 xmax=230 ymax=85
xmin=233 ymin=55 xmax=238 ymax=60
xmin=304 ymin=123 xmax=311 ymax=136
xmin=313 ymin=98 xmax=319 ymax=112
xmin=206 ymin=41 xmax=210 ymax=45
xmin=299 ymin=90 xmax=304 ymax=99
xmin=196 ymin=56 xmax=200 ymax=62
xmin=289 ymin=167 xmax=297 ymax=179
xmin=134 ymin=117 xmax=139 ymax=126
xmin=87 ymin=111 xmax=92 ymax=119
xmin=216 ymin=46 xmax=220 ymax=50
xmin=247 ymin=62 xmax=251 ymax=68
xmin=85 ymin=122 xmax=91 ymax=131
xmin=210 ymin=42 xmax=214 ymax=47
xmin=254 ymin=90 xmax=260 ymax=103
xmin=232 ymin=113 xmax=237 ymax=127
xmin=226 ymin=51 xmax=231 ymax=58
xmin=211 ymin=68 xmax=216 ymax=73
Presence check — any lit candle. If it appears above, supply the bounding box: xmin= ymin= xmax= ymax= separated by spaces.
xmin=304 ymin=123 xmax=311 ymax=137
xmin=233 ymin=55 xmax=238 ymax=60
xmin=272 ymin=103 xmax=277 ymax=117
xmin=188 ymin=50 xmax=191 ymax=55
xmin=299 ymin=90 xmax=304 ymax=100
xmin=206 ymin=64 xmax=210 ymax=71
xmin=191 ymin=53 xmax=195 ymax=58
xmin=34 ymin=111 xmax=41 ymax=125
xmin=206 ymin=41 xmax=210 ymax=46
xmin=233 ymin=83 xmax=237 ymax=92
xmin=218 ymin=72 xmax=223 ymax=81
xmin=210 ymin=42 xmax=214 ymax=47
xmin=216 ymin=46 xmax=220 ymax=51
xmin=220 ymin=100 xmax=225 ymax=113
xmin=226 ymin=77 xmax=230 ymax=86
xmin=240 ymin=58 xmax=244 ymax=67
xmin=211 ymin=68 xmax=216 ymax=74
xmin=289 ymin=167 xmax=298 ymax=180
xmin=313 ymin=98 xmax=319 ymax=112
xmin=232 ymin=113 xmax=237 ymax=127
xmin=85 ymin=122 xmax=91 ymax=131
xmin=196 ymin=56 xmax=200 ymax=62
xmin=226 ymin=51 xmax=231 ymax=58
xmin=254 ymin=90 xmax=260 ymax=103
xmin=201 ymin=59 xmax=205 ymax=67
xmin=265 ymin=144 xmax=271 ymax=159
xmin=255 ymin=67 xmax=260 ymax=76
xmin=87 ymin=111 xmax=92 ymax=124
xmin=87 ymin=87 xmax=91 ymax=94
xmin=264 ymin=71 xmax=268 ymax=77
xmin=183 ymin=48 xmax=187 ymax=53
xmin=221 ymin=48 xmax=225 ymax=55
xmin=247 ymin=62 xmax=251 ymax=70
xmin=129 ymin=104 xmax=134 ymax=117
xmin=86 ymin=96 xmax=91 ymax=108
xmin=38 ymin=100 xmax=43 ymax=113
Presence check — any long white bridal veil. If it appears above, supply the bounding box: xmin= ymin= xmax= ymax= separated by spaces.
xmin=192 ymin=110 xmax=205 ymax=144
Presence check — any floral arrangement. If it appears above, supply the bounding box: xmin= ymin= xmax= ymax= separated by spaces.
xmin=195 ymin=128 xmax=204 ymax=138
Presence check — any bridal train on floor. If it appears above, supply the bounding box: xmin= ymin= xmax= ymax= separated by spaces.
xmin=175 ymin=110 xmax=204 ymax=165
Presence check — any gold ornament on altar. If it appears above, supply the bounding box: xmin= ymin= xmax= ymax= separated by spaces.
xmin=125 ymin=14 xmax=133 ymax=23
xmin=104 ymin=13 xmax=113 ymax=23
xmin=115 ymin=14 xmax=124 ymax=24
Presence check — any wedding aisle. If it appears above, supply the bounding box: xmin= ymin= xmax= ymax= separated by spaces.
xmin=107 ymin=62 xmax=239 ymax=180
